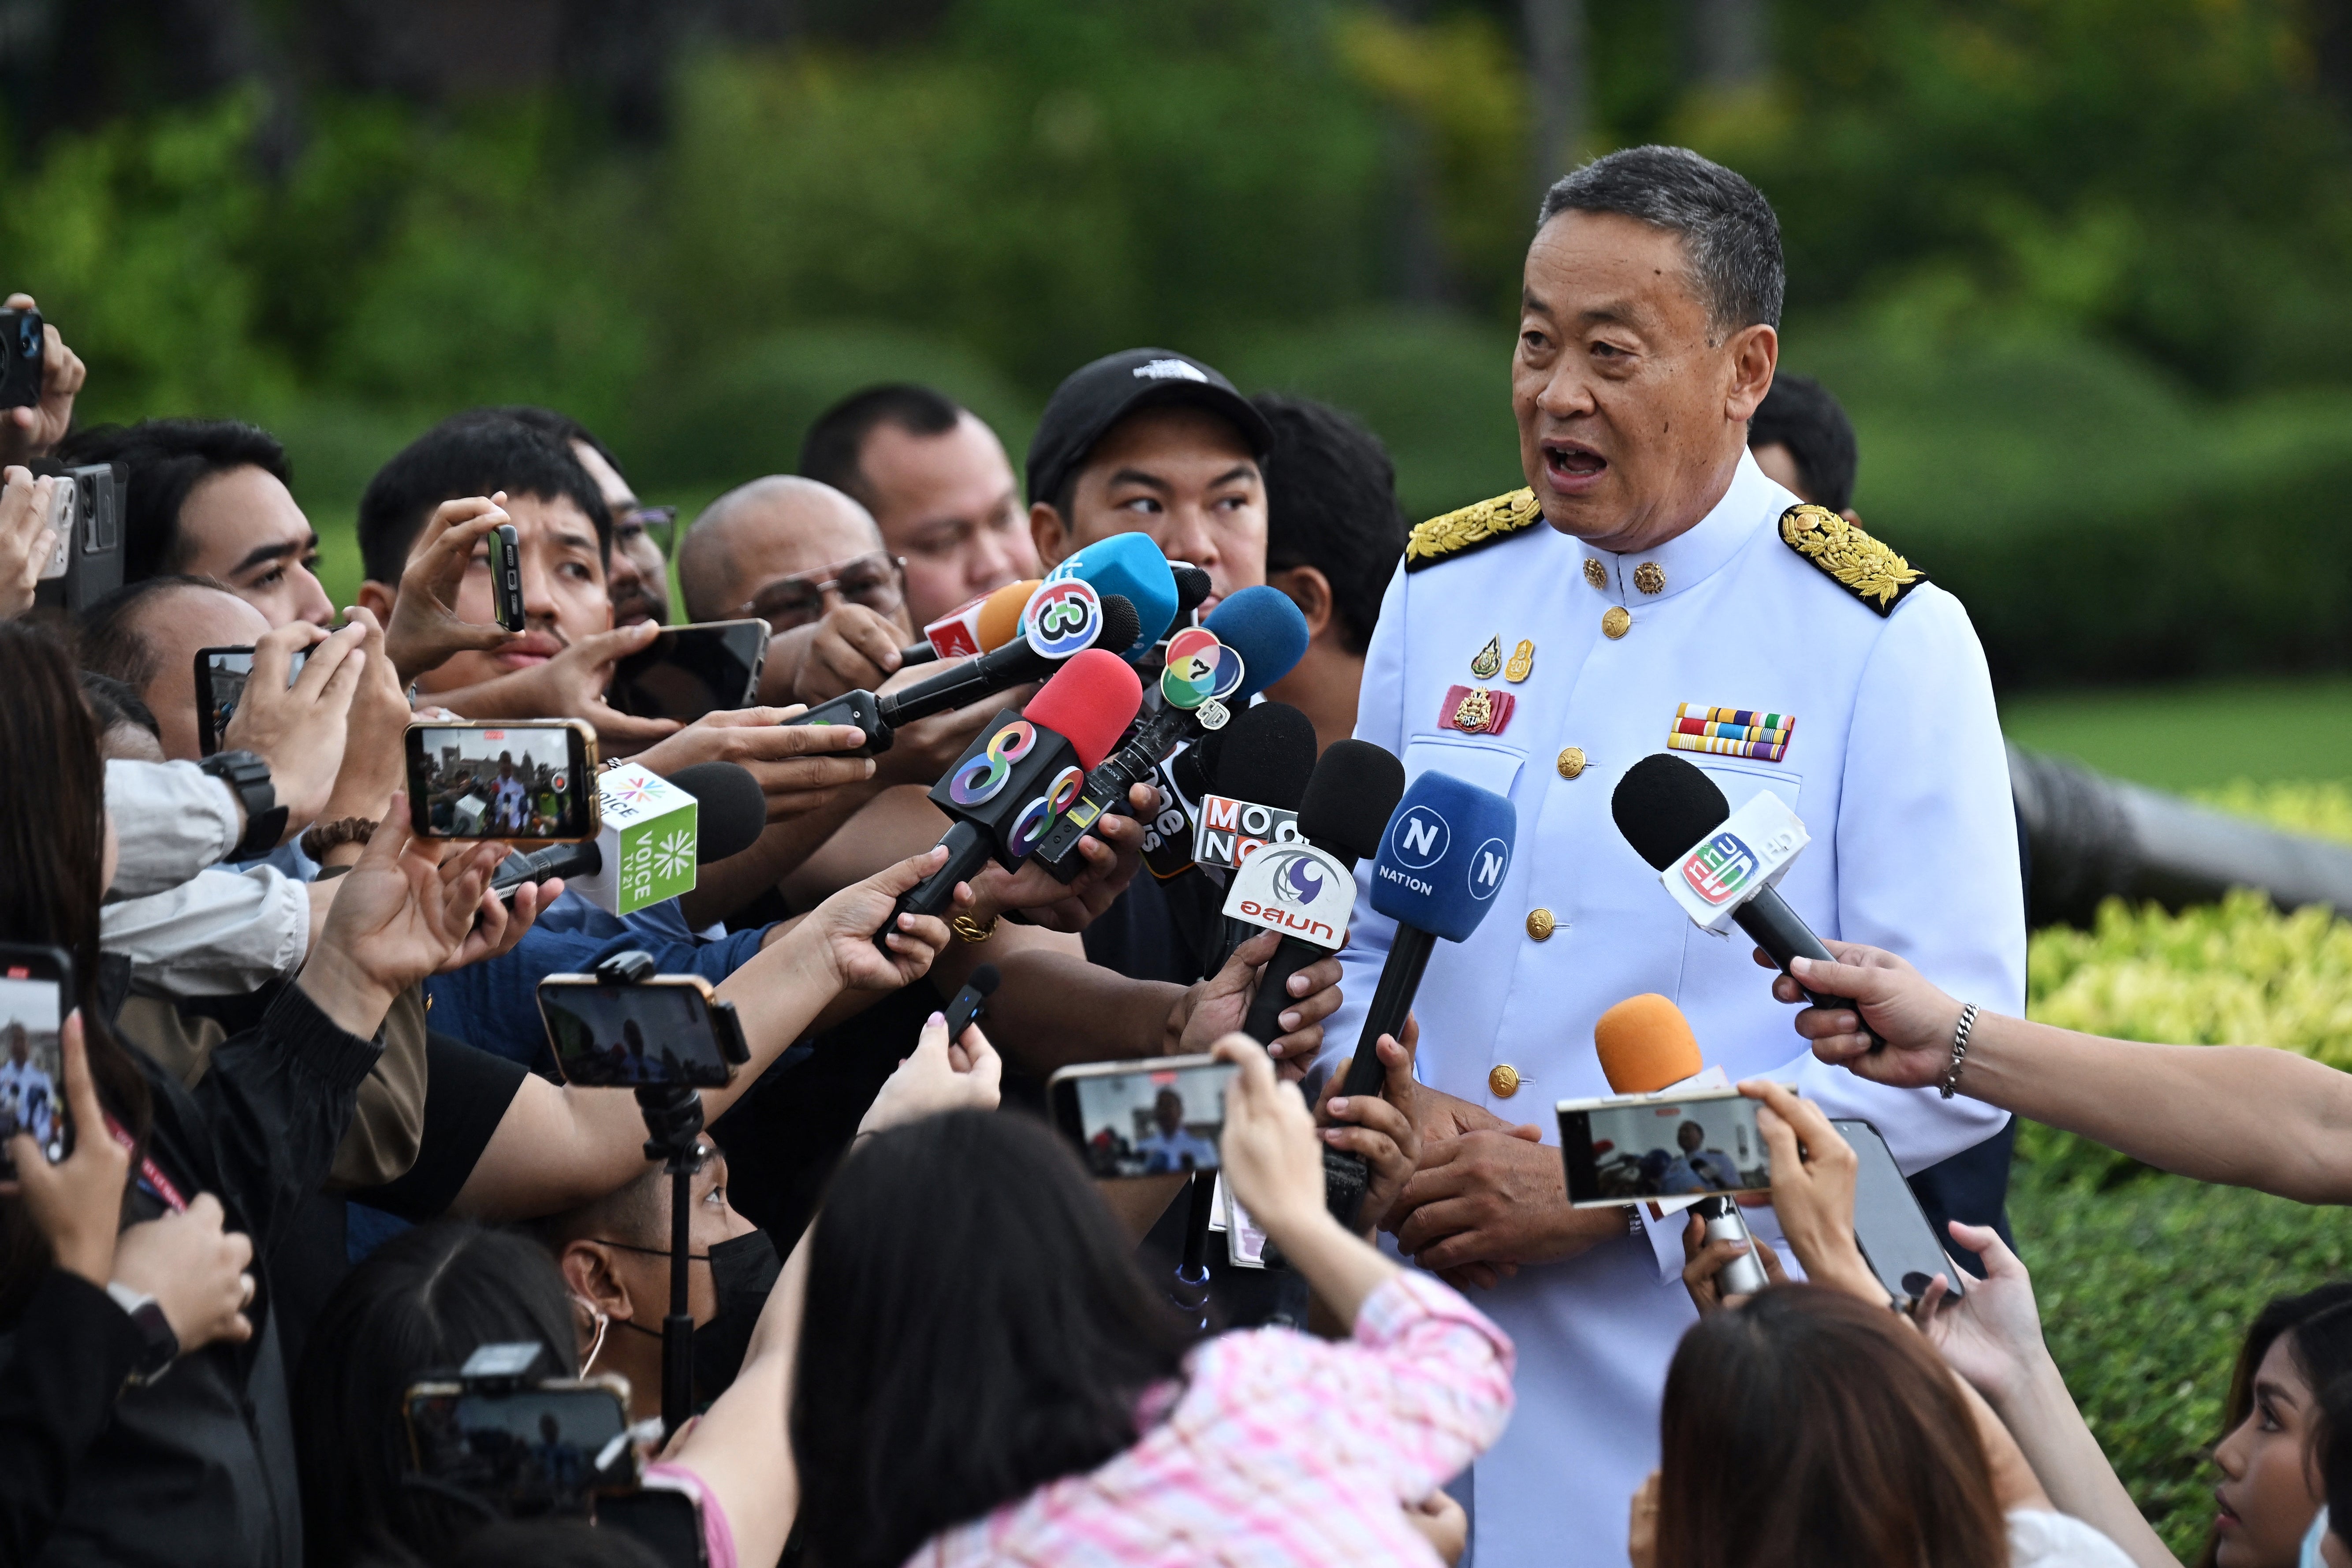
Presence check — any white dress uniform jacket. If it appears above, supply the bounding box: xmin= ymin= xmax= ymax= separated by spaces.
xmin=1321 ymin=450 xmax=2024 ymax=1568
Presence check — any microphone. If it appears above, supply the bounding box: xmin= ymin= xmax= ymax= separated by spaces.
xmin=1192 ymin=702 xmax=1319 ymax=977
xmin=1168 ymin=562 xmax=1214 ymax=621
xmin=791 ymin=589 xmax=1141 ymax=750
xmin=1031 ymin=584 xmax=1313 ymax=881
xmin=943 ymin=961 xmax=999 ymax=1039
xmin=872 ymin=648 xmax=1143 ymax=948
xmin=1040 ymin=532 xmax=1179 ymax=659
xmin=1610 ymin=752 xmax=1871 ymax=1032
xmin=1237 ymin=740 xmax=1405 ymax=1044
xmin=1593 ymin=991 xmax=1766 ymax=1295
xmin=897 ymin=578 xmax=1040 ymax=666
xmin=492 ymin=760 xmax=769 ymax=912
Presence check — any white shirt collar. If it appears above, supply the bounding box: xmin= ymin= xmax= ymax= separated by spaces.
xmin=1577 ymin=447 xmax=1786 ymax=605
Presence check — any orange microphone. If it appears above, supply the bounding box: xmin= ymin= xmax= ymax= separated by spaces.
xmin=902 ymin=579 xmax=1044 ymax=664
xmin=1594 ymin=993 xmax=1703 ymax=1094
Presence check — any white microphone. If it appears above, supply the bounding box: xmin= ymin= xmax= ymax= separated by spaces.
xmin=493 ymin=761 xmax=767 ymax=915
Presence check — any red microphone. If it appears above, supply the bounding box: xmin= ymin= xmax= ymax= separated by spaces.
xmin=873 ymin=648 xmax=1143 ymax=947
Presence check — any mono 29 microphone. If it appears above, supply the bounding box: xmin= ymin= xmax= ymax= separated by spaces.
xmin=1031 ymin=584 xmax=1313 ymax=882
xmin=872 ymin=648 xmax=1143 ymax=949
xmin=1193 ymin=701 xmax=1318 ymax=978
xmin=898 ymin=578 xmax=1040 ymax=666
xmin=1610 ymin=752 xmax=1872 ymax=1036
xmin=1237 ymin=739 xmax=1405 ymax=1045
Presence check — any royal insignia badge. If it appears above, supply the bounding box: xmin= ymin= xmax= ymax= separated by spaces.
xmin=1470 ymin=635 xmax=1503 ymax=679
xmin=1504 ymin=638 xmax=1535 ymax=682
xmin=1665 ymin=703 xmax=1794 ymax=764
xmin=1633 ymin=562 xmax=1666 ymax=596
xmin=1440 ymin=684 xmax=1515 ymax=737
xmin=1582 ymin=558 xmax=1608 ymax=590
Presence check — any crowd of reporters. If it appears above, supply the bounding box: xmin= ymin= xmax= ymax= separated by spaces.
xmin=1 ymin=281 xmax=2350 ymax=1568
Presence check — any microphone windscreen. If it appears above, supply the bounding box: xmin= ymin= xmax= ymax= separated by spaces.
xmin=1201 ymin=585 xmax=1311 ymax=701
xmin=1171 ymin=563 xmax=1214 ymax=615
xmin=1612 ymin=752 xmax=1733 ymax=872
xmin=666 ymin=760 xmax=768 ymax=863
xmin=966 ymin=962 xmax=1001 ymax=997
xmin=1369 ymin=770 xmax=1517 ymax=942
xmin=1594 ymin=993 xmax=1704 ymax=1094
xmin=1093 ymin=594 xmax=1143 ymax=659
xmin=1206 ymin=700 xmax=1317 ymax=812
xmin=1023 ymin=648 xmax=1143 ymax=771
xmin=973 ymin=579 xmax=1042 ymax=652
xmin=1052 ymin=534 xmax=1177 ymax=658
xmin=1298 ymin=739 xmax=1405 ymax=864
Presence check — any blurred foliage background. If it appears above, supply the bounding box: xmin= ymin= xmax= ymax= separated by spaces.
xmin=8 ymin=0 xmax=2352 ymax=686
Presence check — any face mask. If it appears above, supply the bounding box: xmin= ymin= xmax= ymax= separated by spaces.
xmin=2304 ymin=1506 xmax=2333 ymax=1568
xmin=692 ymin=1229 xmax=782 ymax=1403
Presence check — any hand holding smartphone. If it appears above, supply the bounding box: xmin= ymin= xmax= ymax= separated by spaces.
xmin=487 ymin=522 xmax=526 ymax=633
xmin=194 ymin=645 xmax=309 ymax=757
xmin=538 ymin=974 xmax=749 ymax=1088
xmin=0 ymin=945 xmax=75 ymax=1177
xmin=1048 ymin=1055 xmax=1237 ymax=1179
xmin=605 ymin=619 xmax=770 ymax=724
xmin=1558 ymin=1086 xmax=1779 ymax=1207
xmin=405 ymin=719 xmax=596 ymax=845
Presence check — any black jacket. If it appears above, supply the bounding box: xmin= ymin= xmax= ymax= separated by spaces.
xmin=2 ymin=982 xmax=381 ymax=1568
xmin=0 ymin=1270 xmax=144 ymax=1562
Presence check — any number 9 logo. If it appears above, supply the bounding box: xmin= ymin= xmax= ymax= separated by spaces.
xmin=947 ymin=720 xmax=1036 ymax=807
xmin=1022 ymin=579 xmax=1103 ymax=661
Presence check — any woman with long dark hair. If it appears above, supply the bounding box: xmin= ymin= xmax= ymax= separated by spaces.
xmin=788 ymin=1034 xmax=1512 ymax=1567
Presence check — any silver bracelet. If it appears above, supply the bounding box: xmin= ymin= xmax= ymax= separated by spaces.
xmin=1939 ymin=1002 xmax=1980 ymax=1099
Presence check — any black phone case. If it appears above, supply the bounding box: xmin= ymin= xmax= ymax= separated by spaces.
xmin=491 ymin=524 xmax=526 ymax=632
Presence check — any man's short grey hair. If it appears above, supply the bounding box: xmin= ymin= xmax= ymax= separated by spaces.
xmin=1537 ymin=145 xmax=1784 ymax=337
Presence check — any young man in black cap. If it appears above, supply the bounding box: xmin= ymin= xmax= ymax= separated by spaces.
xmin=1025 ymin=349 xmax=1275 ymax=613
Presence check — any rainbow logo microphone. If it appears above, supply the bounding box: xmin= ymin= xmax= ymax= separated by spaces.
xmin=872 ymin=648 xmax=1142 ymax=950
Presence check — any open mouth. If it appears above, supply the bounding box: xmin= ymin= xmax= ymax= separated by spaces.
xmin=1543 ymin=440 xmax=1607 ymax=488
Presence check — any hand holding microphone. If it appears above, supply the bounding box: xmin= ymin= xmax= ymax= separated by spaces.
xmin=1758 ymin=942 xmax=1973 ymax=1085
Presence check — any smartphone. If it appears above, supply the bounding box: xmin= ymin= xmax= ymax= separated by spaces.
xmin=1558 ymin=1086 xmax=1779 ymax=1207
xmin=0 ymin=308 xmax=41 ymax=409
xmin=1834 ymin=1117 xmax=1965 ymax=1306
xmin=488 ymin=522 xmax=526 ymax=633
xmin=29 ymin=460 xmax=123 ymax=615
xmin=34 ymin=476 xmax=72 ymax=581
xmin=194 ymin=645 xmax=309 ymax=757
xmin=599 ymin=1488 xmax=707 ymax=1568
xmin=403 ymin=1379 xmax=637 ymax=1516
xmin=605 ymin=619 xmax=770 ymax=725
xmin=406 ymin=720 xmax=596 ymax=844
xmin=0 ymin=946 xmax=71 ymax=1178
xmin=538 ymin=975 xmax=749 ymax=1088
xmin=1047 ymin=1054 xmax=1237 ymax=1179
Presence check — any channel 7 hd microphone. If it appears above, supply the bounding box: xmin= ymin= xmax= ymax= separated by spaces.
xmin=1611 ymin=752 xmax=1872 ymax=1035
xmin=1030 ymin=584 xmax=1313 ymax=881
xmin=872 ymin=648 xmax=1143 ymax=950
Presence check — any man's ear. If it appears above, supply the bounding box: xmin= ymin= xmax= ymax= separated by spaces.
xmin=1722 ymin=324 xmax=1779 ymax=424
xmin=354 ymin=579 xmax=397 ymax=625
xmin=560 ymin=1242 xmax=637 ymax=1324
xmin=1266 ymin=565 xmax=1335 ymax=641
xmin=1029 ymin=501 xmax=1073 ymax=572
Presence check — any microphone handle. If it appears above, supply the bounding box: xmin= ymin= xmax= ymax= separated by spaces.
xmin=493 ymin=840 xmax=601 ymax=901
xmin=1732 ymin=888 xmax=1886 ymax=1050
xmin=876 ymin=641 xmax=1048 ymax=728
xmin=1033 ymin=704 xmax=1195 ymax=879
xmin=899 ymin=639 xmax=939 ymax=667
xmin=872 ymin=819 xmax=996 ymax=953
xmin=1341 ymin=924 xmax=1436 ymax=1099
xmin=1239 ymin=932 xmax=1332 ymax=1044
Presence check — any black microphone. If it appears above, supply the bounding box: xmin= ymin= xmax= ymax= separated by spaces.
xmin=1193 ymin=702 xmax=1318 ymax=980
xmin=790 ymin=592 xmax=1141 ymax=752
xmin=1610 ymin=752 xmax=1870 ymax=1031
xmin=1238 ymin=740 xmax=1405 ymax=1044
xmin=1168 ymin=562 xmax=1214 ymax=620
xmin=943 ymin=962 xmax=999 ymax=1039
xmin=492 ymin=760 xmax=769 ymax=905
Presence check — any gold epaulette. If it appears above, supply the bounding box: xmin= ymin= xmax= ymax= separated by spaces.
xmin=1403 ymin=488 xmax=1543 ymax=573
xmin=1777 ymin=504 xmax=1926 ymax=616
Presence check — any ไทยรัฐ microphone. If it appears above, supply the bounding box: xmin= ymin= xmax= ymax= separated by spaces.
xmin=1235 ymin=739 xmax=1405 ymax=1047
xmin=897 ymin=579 xmax=1041 ymax=666
xmin=1610 ymin=751 xmax=1878 ymax=1043
xmin=871 ymin=648 xmax=1143 ymax=949
xmin=493 ymin=760 xmax=769 ymax=914
xmin=1592 ymin=992 xmax=1769 ymax=1294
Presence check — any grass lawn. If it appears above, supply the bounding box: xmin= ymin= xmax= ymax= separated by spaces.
xmin=2001 ymin=677 xmax=2352 ymax=791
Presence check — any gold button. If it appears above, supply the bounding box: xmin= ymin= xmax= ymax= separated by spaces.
xmin=1489 ymin=1064 xmax=1521 ymax=1099
xmin=1557 ymin=745 xmax=1586 ymax=780
xmin=1526 ymin=908 xmax=1555 ymax=941
xmin=1602 ymin=606 xmax=1632 ymax=639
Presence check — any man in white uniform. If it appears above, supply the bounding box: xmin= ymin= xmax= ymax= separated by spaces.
xmin=1321 ymin=146 xmax=2022 ymax=1565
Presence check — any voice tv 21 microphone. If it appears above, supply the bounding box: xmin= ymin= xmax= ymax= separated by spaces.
xmin=1610 ymin=752 xmax=1875 ymax=1039
xmin=493 ymin=760 xmax=768 ymax=916
xmin=872 ymin=648 xmax=1143 ymax=950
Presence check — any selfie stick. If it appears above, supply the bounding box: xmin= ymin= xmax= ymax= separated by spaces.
xmin=596 ymin=951 xmax=702 ymax=1439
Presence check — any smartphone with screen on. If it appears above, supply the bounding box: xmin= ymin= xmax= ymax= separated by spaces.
xmin=1047 ymin=1054 xmax=1237 ymax=1180
xmin=1557 ymin=1086 xmax=1782 ymax=1207
xmin=403 ymin=1378 xmax=637 ymax=1516
xmin=487 ymin=522 xmax=526 ymax=633
xmin=0 ymin=945 xmax=72 ymax=1178
xmin=1833 ymin=1117 xmax=1965 ymax=1306
xmin=606 ymin=619 xmax=770 ymax=725
xmin=405 ymin=719 xmax=596 ymax=846
xmin=194 ymin=645 xmax=309 ymax=757
xmin=538 ymin=974 xmax=749 ymax=1089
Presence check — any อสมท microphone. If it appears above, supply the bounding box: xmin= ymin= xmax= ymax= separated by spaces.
xmin=1238 ymin=739 xmax=1405 ymax=1045
xmin=896 ymin=578 xmax=1040 ymax=667
xmin=1193 ymin=701 xmax=1319 ymax=978
xmin=1592 ymin=991 xmax=1767 ymax=1295
xmin=1033 ymin=584 xmax=1313 ymax=882
xmin=1610 ymin=752 xmax=1872 ymax=1034
xmin=792 ymin=589 xmax=1141 ymax=752
xmin=493 ymin=760 xmax=769 ymax=910
xmin=872 ymin=648 xmax=1143 ymax=950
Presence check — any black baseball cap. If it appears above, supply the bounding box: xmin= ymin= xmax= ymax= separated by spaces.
xmin=1025 ymin=347 xmax=1275 ymax=510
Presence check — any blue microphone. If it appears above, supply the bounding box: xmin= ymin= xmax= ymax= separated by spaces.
xmin=1042 ymin=532 xmax=1178 ymax=660
xmin=1339 ymin=771 xmax=1518 ymax=1098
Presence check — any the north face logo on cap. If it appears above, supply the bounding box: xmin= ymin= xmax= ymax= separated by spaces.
xmin=1132 ymin=359 xmax=1208 ymax=383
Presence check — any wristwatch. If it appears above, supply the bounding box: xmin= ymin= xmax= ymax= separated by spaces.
xmin=199 ymin=750 xmax=288 ymax=860
xmin=105 ymin=1282 xmax=179 ymax=1388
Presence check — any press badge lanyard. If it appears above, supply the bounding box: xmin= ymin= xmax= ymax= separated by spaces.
xmin=105 ymin=1113 xmax=189 ymax=1214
